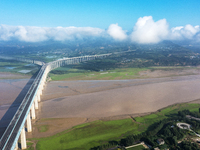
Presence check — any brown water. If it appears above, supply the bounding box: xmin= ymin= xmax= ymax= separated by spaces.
xmin=40 ymin=75 xmax=200 ymax=119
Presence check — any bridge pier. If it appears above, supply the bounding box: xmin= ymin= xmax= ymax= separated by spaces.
xmin=26 ymin=113 xmax=32 ymax=132
xmin=39 ymin=87 xmax=42 ymax=95
xmin=20 ymin=126 xmax=27 ymax=149
xmin=31 ymin=103 xmax=36 ymax=119
xmin=35 ymin=97 xmax=39 ymax=109
xmin=37 ymin=93 xmax=41 ymax=102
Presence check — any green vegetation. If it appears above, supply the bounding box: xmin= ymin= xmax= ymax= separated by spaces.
xmin=28 ymin=103 xmax=200 ymax=150
xmin=38 ymin=125 xmax=49 ymax=133
xmin=26 ymin=142 xmax=34 ymax=150
xmin=0 ymin=59 xmax=40 ymax=76
xmin=1 ymin=40 xmax=199 ymax=65
xmin=49 ymin=63 xmax=198 ymax=81
xmin=127 ymin=145 xmax=145 ymax=150
xmin=49 ymin=66 xmax=149 ymax=81
xmin=35 ymin=119 xmax=140 ymax=150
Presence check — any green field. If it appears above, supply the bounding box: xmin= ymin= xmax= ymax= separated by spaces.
xmin=49 ymin=65 xmax=198 ymax=81
xmin=28 ymin=103 xmax=200 ymax=150
xmin=49 ymin=67 xmax=150 ymax=81
xmin=26 ymin=142 xmax=34 ymax=150
xmin=34 ymin=119 xmax=141 ymax=150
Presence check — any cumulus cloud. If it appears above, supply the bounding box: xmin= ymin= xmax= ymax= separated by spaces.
xmin=130 ymin=16 xmax=169 ymax=44
xmin=170 ymin=24 xmax=200 ymax=40
xmin=47 ymin=26 xmax=105 ymax=41
xmin=0 ymin=25 xmax=105 ymax=42
xmin=0 ymin=16 xmax=200 ymax=44
xmin=107 ymin=23 xmax=127 ymax=41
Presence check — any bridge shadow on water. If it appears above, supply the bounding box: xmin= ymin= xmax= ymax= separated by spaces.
xmin=0 ymin=71 xmax=39 ymax=138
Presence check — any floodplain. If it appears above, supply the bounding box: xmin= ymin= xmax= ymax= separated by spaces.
xmin=26 ymin=66 xmax=200 ymax=149
xmin=2 ymin=59 xmax=200 ymax=149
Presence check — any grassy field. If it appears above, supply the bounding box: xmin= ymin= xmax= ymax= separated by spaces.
xmin=34 ymin=119 xmax=141 ymax=150
xmin=49 ymin=67 xmax=150 ymax=81
xmin=26 ymin=142 xmax=34 ymax=150
xmin=126 ymin=145 xmax=145 ymax=150
xmin=49 ymin=65 xmax=198 ymax=81
xmin=28 ymin=103 xmax=200 ymax=150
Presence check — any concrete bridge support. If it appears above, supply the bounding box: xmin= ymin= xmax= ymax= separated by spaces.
xmin=37 ymin=93 xmax=41 ymax=102
xmin=34 ymin=97 xmax=39 ymax=109
xmin=31 ymin=103 xmax=36 ymax=119
xmin=39 ymin=87 xmax=42 ymax=96
xmin=20 ymin=126 xmax=27 ymax=149
xmin=26 ymin=113 xmax=32 ymax=132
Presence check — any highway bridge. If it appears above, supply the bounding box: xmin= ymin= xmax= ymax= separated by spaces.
xmin=0 ymin=53 xmax=111 ymax=150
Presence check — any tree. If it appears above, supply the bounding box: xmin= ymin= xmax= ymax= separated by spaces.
xmin=172 ymin=136 xmax=177 ymax=146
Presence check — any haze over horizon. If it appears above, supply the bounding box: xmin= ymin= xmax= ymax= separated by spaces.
xmin=0 ymin=0 xmax=200 ymax=44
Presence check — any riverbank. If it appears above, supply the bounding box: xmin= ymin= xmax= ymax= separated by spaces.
xmin=27 ymin=102 xmax=200 ymax=150
xmin=49 ymin=66 xmax=200 ymax=81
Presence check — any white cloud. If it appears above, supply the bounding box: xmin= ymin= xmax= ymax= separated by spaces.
xmin=0 ymin=25 xmax=105 ymax=42
xmin=0 ymin=17 xmax=200 ymax=44
xmin=130 ymin=16 xmax=169 ymax=44
xmin=0 ymin=25 xmax=16 ymax=41
xmin=49 ymin=26 xmax=105 ymax=41
xmin=107 ymin=23 xmax=127 ymax=41
xmin=170 ymin=24 xmax=200 ymax=40
xmin=14 ymin=26 xmax=48 ymax=42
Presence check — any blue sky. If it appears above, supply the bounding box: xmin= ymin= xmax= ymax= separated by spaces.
xmin=0 ymin=0 xmax=200 ymax=30
xmin=0 ymin=0 xmax=200 ymax=43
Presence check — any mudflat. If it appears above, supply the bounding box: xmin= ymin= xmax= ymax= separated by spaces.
xmin=40 ymin=75 xmax=200 ymax=119
xmin=0 ymin=73 xmax=33 ymax=132
xmin=2 ymin=70 xmax=200 ymax=139
xmin=0 ymin=72 xmax=30 ymax=79
xmin=29 ymin=74 xmax=200 ymax=138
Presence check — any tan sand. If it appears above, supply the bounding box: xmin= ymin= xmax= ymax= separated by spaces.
xmin=40 ymin=75 xmax=200 ymax=119
xmin=0 ymin=72 xmax=30 ymax=79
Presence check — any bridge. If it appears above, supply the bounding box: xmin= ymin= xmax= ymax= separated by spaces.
xmin=0 ymin=53 xmax=111 ymax=150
